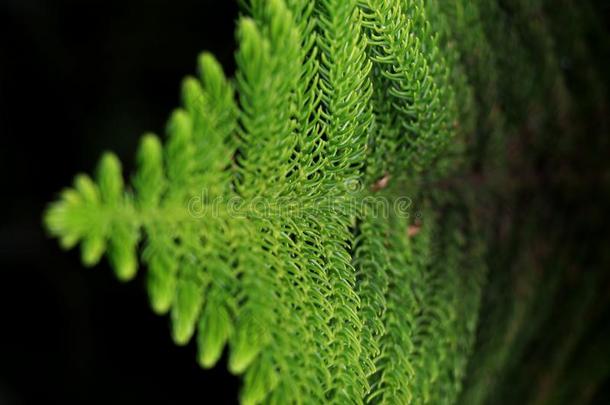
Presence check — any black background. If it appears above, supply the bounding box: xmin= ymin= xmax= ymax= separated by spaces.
xmin=1 ymin=1 xmax=239 ymax=403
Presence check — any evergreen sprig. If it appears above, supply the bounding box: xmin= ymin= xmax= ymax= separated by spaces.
xmin=45 ymin=0 xmax=607 ymax=403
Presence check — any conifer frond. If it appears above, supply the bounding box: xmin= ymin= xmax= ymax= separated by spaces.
xmin=44 ymin=0 xmax=603 ymax=403
xmin=366 ymin=210 xmax=418 ymax=404
xmin=360 ymin=0 xmax=458 ymax=173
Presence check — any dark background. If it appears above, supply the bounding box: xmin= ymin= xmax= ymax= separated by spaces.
xmin=0 ymin=1 xmax=239 ymax=403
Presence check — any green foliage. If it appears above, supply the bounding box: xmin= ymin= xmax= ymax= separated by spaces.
xmin=44 ymin=0 xmax=610 ymax=404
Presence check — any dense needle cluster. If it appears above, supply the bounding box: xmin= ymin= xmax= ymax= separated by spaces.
xmin=44 ymin=0 xmax=609 ymax=404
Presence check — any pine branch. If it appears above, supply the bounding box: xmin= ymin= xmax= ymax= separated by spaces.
xmin=43 ymin=0 xmax=607 ymax=403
